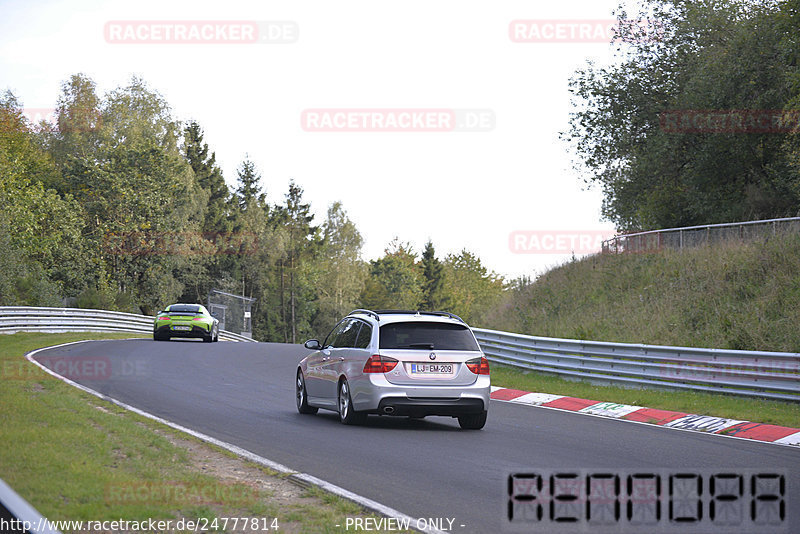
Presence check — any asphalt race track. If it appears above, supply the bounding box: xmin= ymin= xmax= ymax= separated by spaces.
xmin=32 ymin=339 xmax=800 ymax=533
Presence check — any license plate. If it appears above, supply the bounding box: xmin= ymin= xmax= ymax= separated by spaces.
xmin=172 ymin=325 xmax=191 ymax=331
xmin=410 ymin=363 xmax=453 ymax=374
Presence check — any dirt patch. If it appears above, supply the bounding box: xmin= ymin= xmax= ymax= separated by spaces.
xmin=141 ymin=427 xmax=402 ymax=534
xmin=154 ymin=429 xmax=306 ymax=508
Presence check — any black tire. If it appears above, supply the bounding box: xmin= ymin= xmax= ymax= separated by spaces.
xmin=296 ymin=371 xmax=318 ymax=414
xmin=153 ymin=332 xmax=168 ymax=341
xmin=338 ymin=379 xmax=366 ymax=425
xmin=203 ymin=327 xmax=214 ymax=343
xmin=458 ymin=411 xmax=487 ymax=430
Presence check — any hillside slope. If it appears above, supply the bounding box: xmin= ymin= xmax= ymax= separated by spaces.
xmin=485 ymin=233 xmax=800 ymax=352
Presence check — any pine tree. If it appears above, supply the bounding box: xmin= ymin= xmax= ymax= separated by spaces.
xmin=235 ymin=157 xmax=265 ymax=211
xmin=420 ymin=240 xmax=446 ymax=310
xmin=183 ymin=121 xmax=231 ymax=233
xmin=283 ymin=179 xmax=319 ymax=343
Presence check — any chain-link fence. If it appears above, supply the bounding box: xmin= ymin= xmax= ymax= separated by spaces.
xmin=207 ymin=290 xmax=255 ymax=339
xmin=602 ymin=217 xmax=800 ymax=254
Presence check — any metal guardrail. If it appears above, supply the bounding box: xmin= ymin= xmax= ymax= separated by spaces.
xmin=0 ymin=477 xmax=61 ymax=534
xmin=0 ymin=307 xmax=256 ymax=343
xmin=472 ymin=327 xmax=800 ymax=402
xmin=601 ymin=216 xmax=800 ymax=253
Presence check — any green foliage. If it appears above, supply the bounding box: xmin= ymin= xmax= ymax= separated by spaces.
xmin=74 ymin=288 xmax=138 ymax=313
xmin=486 ymin=232 xmax=800 ymax=352
xmin=0 ymin=226 xmax=62 ymax=306
xmin=565 ymin=0 xmax=800 ymax=231
xmin=306 ymin=202 xmax=367 ymax=336
xmin=183 ymin=120 xmax=231 ymax=234
xmin=276 ymin=180 xmax=321 ymax=342
xmin=48 ymin=73 xmax=102 ymax=184
xmin=234 ymin=157 xmax=266 ymax=212
xmin=361 ymin=239 xmax=424 ymax=310
xmin=0 ymin=92 xmax=87 ymax=301
xmin=420 ymin=241 xmax=447 ymax=310
xmin=441 ymin=250 xmax=505 ymax=324
xmin=1 ymin=73 xmax=506 ymax=338
xmin=66 ymin=77 xmax=207 ymax=313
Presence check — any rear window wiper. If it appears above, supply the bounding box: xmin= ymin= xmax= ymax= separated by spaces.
xmin=407 ymin=343 xmax=435 ymax=349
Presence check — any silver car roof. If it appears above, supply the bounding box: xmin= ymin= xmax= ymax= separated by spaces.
xmin=346 ymin=309 xmax=467 ymax=326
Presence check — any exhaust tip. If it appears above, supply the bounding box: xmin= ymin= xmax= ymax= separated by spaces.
xmin=383 ymin=406 xmax=395 ymax=414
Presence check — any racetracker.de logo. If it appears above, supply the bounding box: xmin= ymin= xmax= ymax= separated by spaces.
xmin=104 ymin=20 xmax=298 ymax=44
xmin=22 ymin=108 xmax=56 ymax=125
xmin=509 ymin=19 xmax=662 ymax=43
xmin=509 ymin=230 xmax=616 ymax=254
xmin=660 ymin=110 xmax=800 ymax=134
xmin=35 ymin=356 xmax=111 ymax=381
xmin=301 ymin=109 xmax=495 ymax=132
xmin=106 ymin=481 xmax=259 ymax=506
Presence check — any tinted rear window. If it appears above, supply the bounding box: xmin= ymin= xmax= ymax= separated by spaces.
xmin=169 ymin=305 xmax=201 ymax=314
xmin=379 ymin=322 xmax=479 ymax=351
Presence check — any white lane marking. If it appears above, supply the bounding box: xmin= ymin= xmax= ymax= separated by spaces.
xmin=579 ymin=401 xmax=643 ymax=418
xmin=26 ymin=340 xmax=448 ymax=534
xmin=774 ymin=431 xmax=800 ymax=446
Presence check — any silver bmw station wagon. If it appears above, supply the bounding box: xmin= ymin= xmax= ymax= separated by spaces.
xmin=296 ymin=309 xmax=490 ymax=429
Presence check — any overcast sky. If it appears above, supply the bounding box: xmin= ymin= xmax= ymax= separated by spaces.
xmin=0 ymin=0 xmax=640 ymax=279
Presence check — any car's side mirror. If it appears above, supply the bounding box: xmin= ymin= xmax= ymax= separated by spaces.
xmin=304 ymin=339 xmax=322 ymax=350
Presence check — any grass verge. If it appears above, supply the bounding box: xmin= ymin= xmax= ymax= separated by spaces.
xmin=491 ymin=365 xmax=800 ymax=428
xmin=0 ymin=332 xmax=412 ymax=533
xmin=485 ymin=233 xmax=800 ymax=353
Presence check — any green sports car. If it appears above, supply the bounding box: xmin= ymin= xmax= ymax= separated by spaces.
xmin=153 ymin=303 xmax=219 ymax=342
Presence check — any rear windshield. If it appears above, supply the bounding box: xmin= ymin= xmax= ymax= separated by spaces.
xmin=379 ymin=322 xmax=479 ymax=351
xmin=168 ymin=305 xmax=201 ymax=314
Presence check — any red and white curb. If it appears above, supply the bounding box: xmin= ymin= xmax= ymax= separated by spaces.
xmin=490 ymin=386 xmax=800 ymax=448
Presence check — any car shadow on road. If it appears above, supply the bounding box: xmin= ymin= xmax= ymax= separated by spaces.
xmin=305 ymin=412 xmax=464 ymax=432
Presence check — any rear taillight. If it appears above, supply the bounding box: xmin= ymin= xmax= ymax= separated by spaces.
xmin=466 ymin=357 xmax=490 ymax=375
xmin=158 ymin=316 xmax=169 ymax=321
xmin=363 ymin=355 xmax=398 ymax=373
xmin=192 ymin=317 xmax=203 ymax=321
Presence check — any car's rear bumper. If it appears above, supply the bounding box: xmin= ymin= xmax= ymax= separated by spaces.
xmin=352 ymin=374 xmax=490 ymax=417
xmin=376 ymin=397 xmax=485 ymax=417
xmin=154 ymin=324 xmax=210 ymax=338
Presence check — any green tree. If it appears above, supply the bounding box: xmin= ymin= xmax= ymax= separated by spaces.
xmin=61 ymin=76 xmax=205 ymax=313
xmin=280 ymin=180 xmax=320 ymax=342
xmin=234 ymin=157 xmax=265 ymax=212
xmin=361 ymin=239 xmax=423 ymax=310
xmin=229 ymin=157 xmax=268 ymax=303
xmin=0 ymin=91 xmax=87 ymax=302
xmin=565 ymin=0 xmax=800 ymax=231
xmin=183 ymin=121 xmax=231 ymax=233
xmin=306 ymin=202 xmax=368 ymax=334
xmin=420 ymin=240 xmax=447 ymax=310
xmin=179 ymin=121 xmax=234 ymax=302
xmin=441 ymin=250 xmax=504 ymax=324
xmin=50 ymin=74 xmax=102 ymax=171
